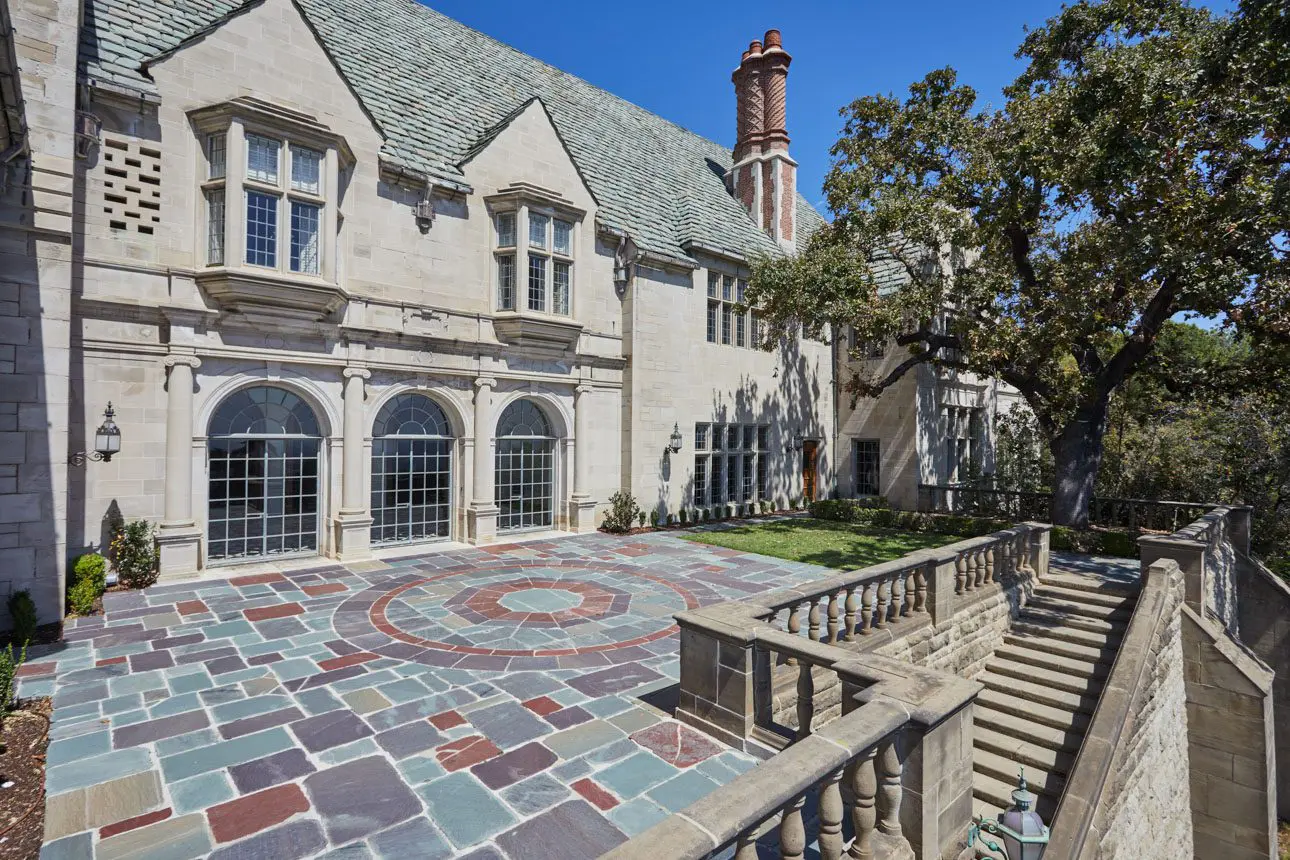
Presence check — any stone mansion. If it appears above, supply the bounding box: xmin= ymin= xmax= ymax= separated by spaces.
xmin=0 ymin=0 xmax=1015 ymax=623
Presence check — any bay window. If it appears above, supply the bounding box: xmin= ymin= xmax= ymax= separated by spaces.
xmin=491 ymin=200 xmax=577 ymax=317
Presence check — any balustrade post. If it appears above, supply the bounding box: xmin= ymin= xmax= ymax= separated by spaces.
xmin=975 ymin=549 xmax=987 ymax=588
xmin=780 ymin=794 xmax=807 ymax=860
xmin=847 ymin=748 xmax=877 ymax=860
xmin=734 ymin=832 xmax=758 ymax=860
xmin=874 ymin=578 xmax=889 ymax=629
xmin=914 ymin=566 xmax=927 ymax=614
xmin=843 ymin=587 xmax=858 ymax=640
xmin=876 ymin=737 xmax=904 ymax=839
xmin=807 ymin=598 xmax=822 ymax=642
xmin=786 ymin=603 xmax=802 ymax=666
xmin=986 ymin=545 xmax=996 ymax=583
xmin=796 ymin=662 xmax=814 ymax=739
xmin=959 ymin=554 xmax=972 ymax=592
xmin=902 ymin=569 xmax=915 ymax=617
xmin=860 ymin=582 xmax=875 ymax=634
xmin=818 ymin=768 xmax=845 ymax=860
xmin=826 ymin=592 xmax=840 ymax=644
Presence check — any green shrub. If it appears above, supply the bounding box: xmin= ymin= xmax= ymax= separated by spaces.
xmin=0 ymin=641 xmax=26 ymax=715
xmin=649 ymin=510 xmax=660 ymax=528
xmin=7 ymin=591 xmax=36 ymax=646
xmin=111 ymin=520 xmax=159 ymax=590
xmin=68 ymin=552 xmax=108 ymax=615
xmin=679 ymin=509 xmax=688 ymax=525
xmin=602 ymin=491 xmax=641 ymax=534
xmin=637 ymin=512 xmax=647 ymax=529
xmin=1097 ymin=530 xmax=1139 ymax=558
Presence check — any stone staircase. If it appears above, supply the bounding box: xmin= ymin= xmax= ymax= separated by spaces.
xmin=971 ymin=568 xmax=1139 ymax=823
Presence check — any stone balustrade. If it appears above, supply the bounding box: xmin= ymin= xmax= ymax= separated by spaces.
xmin=606 ymin=645 xmax=981 ymax=860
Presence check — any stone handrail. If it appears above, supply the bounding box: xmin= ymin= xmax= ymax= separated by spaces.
xmin=1138 ymin=505 xmax=1250 ymax=630
xmin=606 ymin=639 xmax=982 ymax=860
xmin=917 ymin=482 xmax=1218 ymax=533
xmin=1042 ymin=557 xmax=1184 ymax=860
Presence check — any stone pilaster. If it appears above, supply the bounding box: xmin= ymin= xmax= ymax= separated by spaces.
xmin=156 ymin=354 xmax=203 ymax=578
xmin=568 ymin=383 xmax=597 ymax=532
xmin=467 ymin=377 xmax=499 ymax=544
xmin=333 ymin=367 xmax=372 ymax=560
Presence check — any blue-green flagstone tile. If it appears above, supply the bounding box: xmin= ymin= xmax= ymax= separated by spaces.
xmin=368 ymin=815 xmax=453 ymax=860
xmin=104 ymin=708 xmax=149 ymax=727
xmin=148 ymin=692 xmax=202 ymax=718
xmin=38 ymin=831 xmax=92 ymax=860
xmin=499 ymin=771 xmax=572 ymax=816
xmin=170 ymin=769 xmax=236 ymax=815
xmin=213 ymin=693 xmax=291 ymax=723
xmin=160 ymin=727 xmax=294 ymax=782
xmin=109 ymin=673 xmax=168 ymax=697
xmin=646 ymin=769 xmax=721 ymax=812
xmin=267 ymin=658 xmax=318 ymax=681
xmin=46 ymin=729 xmax=110 ymax=767
xmin=375 ymin=677 xmax=430 ymax=704
xmin=295 ymin=687 xmax=344 ymax=716
xmin=417 ymin=772 xmax=516 ymax=850
xmin=317 ymin=736 xmax=379 ymax=766
xmin=607 ymin=796 xmax=671 ymax=836
xmin=46 ymin=747 xmax=153 ymax=796
xmin=594 ymin=752 xmax=678 ymax=800
xmin=155 ymin=727 xmax=219 ymax=758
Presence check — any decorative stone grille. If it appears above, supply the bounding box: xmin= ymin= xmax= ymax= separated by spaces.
xmin=98 ymin=134 xmax=162 ymax=235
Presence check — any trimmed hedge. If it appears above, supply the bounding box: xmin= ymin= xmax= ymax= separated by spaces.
xmin=809 ymin=499 xmax=1139 ymax=559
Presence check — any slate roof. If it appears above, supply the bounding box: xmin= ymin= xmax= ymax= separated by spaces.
xmin=80 ymin=0 xmax=827 ymax=262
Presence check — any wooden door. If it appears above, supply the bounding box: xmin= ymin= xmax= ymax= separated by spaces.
xmin=802 ymin=440 xmax=819 ymax=502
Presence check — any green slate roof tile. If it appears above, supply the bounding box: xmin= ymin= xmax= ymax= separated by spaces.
xmin=79 ymin=0 xmax=827 ymax=260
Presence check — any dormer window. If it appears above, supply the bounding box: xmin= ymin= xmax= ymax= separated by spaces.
xmin=190 ymin=97 xmax=352 ymax=322
xmin=490 ymin=192 xmax=578 ymax=318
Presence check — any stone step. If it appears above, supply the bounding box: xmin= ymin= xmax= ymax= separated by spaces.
xmin=1011 ymin=619 xmax=1121 ymax=650
xmin=1043 ymin=571 xmax=1138 ymax=599
xmin=1026 ymin=593 xmax=1133 ymax=623
xmin=976 ymin=688 xmax=1093 ymax=733
xmin=1004 ymin=631 xmax=1117 ymax=665
xmin=979 ymin=671 xmax=1099 ymax=714
xmin=1016 ymin=607 xmax=1124 ymax=639
xmin=975 ymin=748 xmax=1067 ymax=799
xmin=1032 ymin=582 xmax=1136 ymax=611
xmin=975 ymin=726 xmax=1077 ymax=776
xmin=994 ymin=643 xmax=1111 ymax=680
xmin=986 ymin=658 xmax=1103 ymax=698
xmin=974 ymin=704 xmax=1083 ymax=754
xmin=972 ymin=771 xmax=1058 ymax=822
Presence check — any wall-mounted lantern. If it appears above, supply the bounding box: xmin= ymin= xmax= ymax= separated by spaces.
xmin=786 ymin=433 xmax=803 ymax=454
xmin=968 ymin=769 xmax=1049 ymax=860
xmin=70 ymin=403 xmax=121 ymax=465
xmin=665 ymin=422 xmax=683 ymax=456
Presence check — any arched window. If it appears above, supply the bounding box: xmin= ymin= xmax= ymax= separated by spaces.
xmin=371 ymin=393 xmax=454 ymax=546
xmin=495 ymin=399 xmax=555 ymax=531
xmin=207 ymin=385 xmax=321 ymax=562
xmin=497 ymin=400 xmax=552 ymax=438
xmin=208 ymin=385 xmax=321 ymax=437
xmin=373 ymin=393 xmax=451 ymax=438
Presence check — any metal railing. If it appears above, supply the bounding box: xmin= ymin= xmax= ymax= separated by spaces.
xmin=917 ymin=482 xmax=1217 ymax=533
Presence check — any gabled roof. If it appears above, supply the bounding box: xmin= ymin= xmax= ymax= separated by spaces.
xmin=79 ymin=0 xmax=828 ymax=261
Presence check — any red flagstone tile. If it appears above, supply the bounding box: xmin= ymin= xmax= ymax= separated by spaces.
xmin=176 ymin=599 xmax=209 ymax=615
xmin=318 ymin=652 xmax=379 ymax=672
xmin=99 ymin=807 xmax=172 ymax=840
xmin=428 ymin=710 xmax=466 ymax=730
xmin=229 ymin=572 xmax=287 ymax=587
xmin=521 ymin=696 xmax=562 ymax=717
xmin=435 ymin=735 xmax=500 ymax=772
xmin=207 ymin=783 xmax=310 ymax=844
xmin=302 ymin=583 xmax=348 ymax=597
xmin=244 ymin=602 xmax=304 ymax=622
xmin=572 ymin=778 xmax=619 ymax=810
xmin=16 ymin=663 xmax=55 ymax=678
xmin=95 ymin=656 xmax=127 ymax=668
xmin=629 ymin=722 xmax=723 ymax=768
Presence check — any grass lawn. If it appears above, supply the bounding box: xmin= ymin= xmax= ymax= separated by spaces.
xmin=679 ymin=518 xmax=956 ymax=570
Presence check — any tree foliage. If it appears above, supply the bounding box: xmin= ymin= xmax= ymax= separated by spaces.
xmin=748 ymin=0 xmax=1288 ymax=525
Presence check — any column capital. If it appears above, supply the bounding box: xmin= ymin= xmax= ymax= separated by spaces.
xmin=574 ymin=383 xmax=595 ymax=396
xmin=163 ymin=354 xmax=202 ymax=370
xmin=474 ymin=376 xmax=498 ymax=390
xmin=343 ymin=367 xmax=371 ymax=381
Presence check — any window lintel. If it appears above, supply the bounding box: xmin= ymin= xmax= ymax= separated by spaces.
xmin=188 ymin=97 xmax=353 ymax=166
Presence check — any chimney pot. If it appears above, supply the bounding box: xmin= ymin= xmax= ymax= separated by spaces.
xmin=764 ymin=29 xmax=782 ymax=49
xmin=748 ymin=40 xmax=762 ymax=56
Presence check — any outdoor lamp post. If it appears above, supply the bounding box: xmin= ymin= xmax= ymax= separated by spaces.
xmin=666 ymin=423 xmax=683 ymax=456
xmin=968 ymin=769 xmax=1049 ymax=860
xmin=70 ymin=402 xmax=122 ymax=465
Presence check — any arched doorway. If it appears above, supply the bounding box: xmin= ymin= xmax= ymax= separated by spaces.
xmin=495 ymin=399 xmax=555 ymax=532
xmin=207 ymin=385 xmax=322 ymax=561
xmin=370 ymin=393 xmax=454 ymax=546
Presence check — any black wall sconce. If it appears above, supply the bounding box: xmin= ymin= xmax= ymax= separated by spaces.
xmin=70 ymin=403 xmax=121 ymax=465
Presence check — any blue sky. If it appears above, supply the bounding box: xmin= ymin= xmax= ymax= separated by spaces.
xmin=420 ymin=0 xmax=1078 ymax=213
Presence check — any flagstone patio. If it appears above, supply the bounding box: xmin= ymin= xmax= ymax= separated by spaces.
xmin=24 ymin=529 xmax=841 ymax=860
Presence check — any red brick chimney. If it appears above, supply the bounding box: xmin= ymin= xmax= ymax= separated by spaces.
xmin=730 ymin=29 xmax=797 ymax=252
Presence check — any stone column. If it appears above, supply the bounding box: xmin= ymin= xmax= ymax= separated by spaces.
xmin=568 ymin=383 xmax=597 ymax=532
xmin=468 ymin=377 xmax=499 ymax=544
xmin=156 ymin=354 xmax=203 ymax=578
xmin=333 ymin=367 xmax=372 ymax=560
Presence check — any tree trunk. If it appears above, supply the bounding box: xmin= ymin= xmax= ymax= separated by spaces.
xmin=1049 ymin=404 xmax=1110 ymax=529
